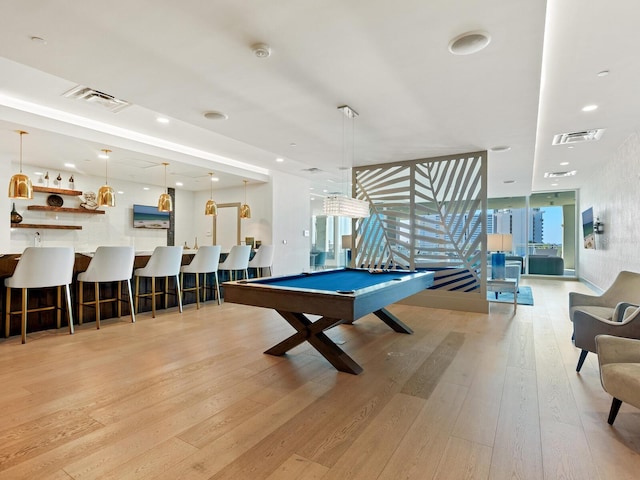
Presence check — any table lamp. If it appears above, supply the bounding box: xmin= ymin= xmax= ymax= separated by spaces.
xmin=487 ymin=233 xmax=513 ymax=279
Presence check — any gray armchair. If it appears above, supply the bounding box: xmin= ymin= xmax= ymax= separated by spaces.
xmin=573 ymin=305 xmax=640 ymax=371
xmin=569 ymin=271 xmax=640 ymax=323
xmin=596 ymin=335 xmax=640 ymax=425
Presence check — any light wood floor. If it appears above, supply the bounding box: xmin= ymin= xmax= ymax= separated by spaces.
xmin=1 ymin=278 xmax=640 ymax=479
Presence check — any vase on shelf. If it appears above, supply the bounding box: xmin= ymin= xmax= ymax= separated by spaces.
xmin=194 ymin=237 xmax=199 ymax=249
xmin=10 ymin=203 xmax=22 ymax=224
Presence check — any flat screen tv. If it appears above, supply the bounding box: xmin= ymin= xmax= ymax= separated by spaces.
xmin=133 ymin=204 xmax=170 ymax=229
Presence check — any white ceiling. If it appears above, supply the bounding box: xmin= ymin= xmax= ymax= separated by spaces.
xmin=0 ymin=0 xmax=636 ymax=197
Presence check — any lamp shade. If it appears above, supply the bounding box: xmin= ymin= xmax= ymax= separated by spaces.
xmin=240 ymin=203 xmax=251 ymax=219
xmin=487 ymin=233 xmax=513 ymax=252
xmin=205 ymin=199 xmax=218 ymax=216
xmin=341 ymin=234 xmax=352 ymax=249
xmin=323 ymin=195 xmax=370 ymax=218
xmin=97 ymin=184 xmax=115 ymax=207
xmin=8 ymin=173 xmax=33 ymax=199
xmin=158 ymin=193 xmax=172 ymax=212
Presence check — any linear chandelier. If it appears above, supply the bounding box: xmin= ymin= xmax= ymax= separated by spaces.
xmin=323 ymin=105 xmax=370 ymax=218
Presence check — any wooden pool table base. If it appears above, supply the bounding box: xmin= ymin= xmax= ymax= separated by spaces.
xmin=266 ymin=307 xmax=413 ymax=375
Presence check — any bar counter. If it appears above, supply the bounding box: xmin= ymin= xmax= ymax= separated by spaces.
xmin=0 ymin=250 xmax=215 ymax=339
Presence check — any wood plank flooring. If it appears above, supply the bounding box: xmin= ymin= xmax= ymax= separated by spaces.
xmin=1 ymin=278 xmax=640 ymax=479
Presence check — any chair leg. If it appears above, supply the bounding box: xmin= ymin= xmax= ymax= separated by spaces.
xmin=56 ymin=286 xmax=62 ymax=329
xmin=164 ymin=276 xmax=169 ymax=310
xmin=135 ymin=276 xmax=140 ymax=315
xmin=21 ymin=288 xmax=27 ymax=344
xmin=151 ymin=277 xmax=156 ymax=318
xmin=195 ymin=273 xmax=200 ymax=309
xmin=608 ymin=397 xmax=623 ymax=425
xmin=214 ymin=272 xmax=221 ymax=305
xmin=117 ymin=281 xmax=122 ymax=318
xmin=65 ymin=284 xmax=74 ymax=335
xmin=175 ymin=275 xmax=183 ymax=313
xmin=95 ymin=282 xmax=101 ymax=329
xmin=78 ymin=281 xmax=84 ymax=325
xmin=576 ymin=349 xmax=589 ymax=372
xmin=5 ymin=287 xmax=11 ymax=338
xmin=126 ymin=279 xmax=135 ymax=323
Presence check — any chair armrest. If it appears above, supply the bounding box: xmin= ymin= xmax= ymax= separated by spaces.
xmin=596 ymin=335 xmax=640 ymax=366
xmin=569 ymin=291 xmax=612 ymax=309
xmin=573 ymin=308 xmax=640 ymax=354
xmin=612 ymin=302 xmax=640 ymax=322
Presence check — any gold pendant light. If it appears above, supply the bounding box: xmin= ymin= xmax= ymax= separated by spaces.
xmin=240 ymin=180 xmax=251 ymax=219
xmin=204 ymin=172 xmax=218 ymax=216
xmin=8 ymin=130 xmax=33 ymax=199
xmin=157 ymin=162 xmax=172 ymax=212
xmin=97 ymin=149 xmax=115 ymax=207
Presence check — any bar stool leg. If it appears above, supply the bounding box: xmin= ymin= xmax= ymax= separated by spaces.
xmin=56 ymin=286 xmax=62 ymax=329
xmin=65 ymin=283 xmax=74 ymax=334
xmin=21 ymin=288 xmax=28 ymax=344
xmin=134 ymin=276 xmax=140 ymax=315
xmin=95 ymin=282 xmax=101 ymax=329
xmin=117 ymin=281 xmax=122 ymax=318
xmin=5 ymin=287 xmax=11 ymax=338
xmin=151 ymin=277 xmax=156 ymax=318
xmin=203 ymin=274 xmax=207 ymax=302
xmin=164 ymin=276 xmax=169 ymax=310
xmin=195 ymin=273 xmax=200 ymax=309
xmin=175 ymin=274 xmax=183 ymax=313
xmin=78 ymin=281 xmax=84 ymax=325
xmin=214 ymin=272 xmax=221 ymax=305
xmin=127 ymin=279 xmax=135 ymax=323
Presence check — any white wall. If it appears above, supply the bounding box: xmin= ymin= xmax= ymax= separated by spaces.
xmin=271 ymin=171 xmax=311 ymax=275
xmin=578 ymin=131 xmax=640 ymax=289
xmin=2 ymin=162 xmax=196 ymax=253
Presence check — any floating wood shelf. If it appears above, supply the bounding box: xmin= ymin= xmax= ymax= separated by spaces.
xmin=10 ymin=223 xmax=82 ymax=230
xmin=33 ymin=186 xmax=82 ymax=196
xmin=27 ymin=206 xmax=105 ymax=214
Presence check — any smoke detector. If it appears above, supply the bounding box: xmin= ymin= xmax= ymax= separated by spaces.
xmin=251 ymin=43 xmax=271 ymax=58
xmin=552 ymin=129 xmax=605 ymax=145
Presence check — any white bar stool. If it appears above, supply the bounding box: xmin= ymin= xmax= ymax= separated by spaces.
xmin=4 ymin=247 xmax=75 ymax=344
xmin=77 ymin=246 xmax=136 ymax=328
xmin=218 ymin=245 xmax=251 ymax=281
xmin=180 ymin=245 xmax=222 ymax=309
xmin=248 ymin=244 xmax=275 ymax=277
xmin=134 ymin=246 xmax=183 ymax=318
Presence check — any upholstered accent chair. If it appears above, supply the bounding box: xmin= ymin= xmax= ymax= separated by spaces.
xmin=573 ymin=306 xmax=640 ymax=371
xmin=596 ymin=335 xmax=640 ymax=425
xmin=569 ymin=271 xmax=640 ymax=324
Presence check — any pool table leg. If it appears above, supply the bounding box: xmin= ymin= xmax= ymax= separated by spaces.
xmin=373 ymin=308 xmax=413 ymax=334
xmin=266 ymin=310 xmax=364 ymax=375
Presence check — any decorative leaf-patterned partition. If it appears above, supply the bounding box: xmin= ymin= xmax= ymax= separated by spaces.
xmin=353 ymin=151 xmax=487 ymax=296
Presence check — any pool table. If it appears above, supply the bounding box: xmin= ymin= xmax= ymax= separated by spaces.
xmin=223 ymin=268 xmax=434 ymax=374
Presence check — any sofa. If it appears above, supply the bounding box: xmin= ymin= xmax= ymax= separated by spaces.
xmin=528 ymin=254 xmax=564 ymax=275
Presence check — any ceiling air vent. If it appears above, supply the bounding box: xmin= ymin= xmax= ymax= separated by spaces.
xmin=62 ymin=85 xmax=131 ymax=113
xmin=552 ymin=128 xmax=605 ymax=145
xmin=544 ymin=170 xmax=577 ymax=178
xmin=302 ymin=167 xmax=323 ymax=174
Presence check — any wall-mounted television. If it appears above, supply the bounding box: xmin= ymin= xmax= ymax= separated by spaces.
xmin=133 ymin=204 xmax=170 ymax=229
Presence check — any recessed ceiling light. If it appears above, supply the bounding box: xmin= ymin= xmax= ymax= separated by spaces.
xmin=551 ymin=183 xmax=559 ymax=186
xmin=290 ymin=143 xmax=297 ymax=147
xmin=560 ymin=161 xmax=569 ymax=166
xmin=98 ymin=151 xmax=110 ymax=159
xmin=490 ymin=145 xmax=511 ymax=152
xmin=143 ymin=187 xmax=150 ymax=191
xmin=175 ymin=182 xmax=183 ymax=186
xmin=597 ymin=70 xmax=610 ymax=77
xmin=582 ymin=104 xmax=598 ymax=112
xmin=30 ymin=36 xmax=47 ymax=45
xmin=276 ymin=157 xmax=284 ymax=163
xmin=323 ymin=189 xmax=328 ymax=193
xmin=157 ymin=117 xmax=170 ymax=124
xmin=568 ymin=146 xmax=575 ymax=149
xmin=64 ymin=163 xmax=75 ymax=168
xmin=211 ymin=177 xmax=219 ymax=182
xmin=203 ymin=111 xmax=228 ymax=120
xmin=118 ymin=191 xmax=124 ymax=195
xmin=34 ymin=171 xmax=43 ymax=176
xmin=309 ymin=187 xmax=314 ymax=190
xmin=448 ymin=31 xmax=491 ymax=55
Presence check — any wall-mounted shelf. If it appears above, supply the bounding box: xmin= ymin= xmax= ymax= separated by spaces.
xmin=27 ymin=206 xmax=104 ymax=214
xmin=33 ymin=186 xmax=82 ymax=196
xmin=11 ymin=223 xmax=82 ymax=230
